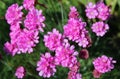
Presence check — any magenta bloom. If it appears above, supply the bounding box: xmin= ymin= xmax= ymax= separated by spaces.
xmin=93 ymin=55 xmax=116 ymax=73
xmin=97 ymin=2 xmax=110 ymax=20
xmin=69 ymin=6 xmax=79 ymax=19
xmin=36 ymin=53 xmax=56 ymax=78
xmin=15 ymin=66 xmax=25 ymax=79
xmin=64 ymin=18 xmax=91 ymax=48
xmin=68 ymin=71 xmax=82 ymax=79
xmin=4 ymin=29 xmax=39 ymax=56
xmin=55 ymin=42 xmax=78 ymax=67
xmin=93 ymin=69 xmax=102 ymax=78
xmin=10 ymin=22 xmax=21 ymax=31
xmin=23 ymin=0 xmax=35 ymax=10
xmin=24 ymin=7 xmax=45 ymax=32
xmin=91 ymin=21 xmax=109 ymax=36
xmin=85 ymin=2 xmax=98 ymax=19
xmin=44 ymin=28 xmax=63 ymax=51
xmin=4 ymin=42 xmax=18 ymax=56
xmin=5 ymin=3 xmax=23 ymax=25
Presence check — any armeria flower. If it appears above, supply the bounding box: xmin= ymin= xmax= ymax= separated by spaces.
xmin=10 ymin=22 xmax=21 ymax=31
xmin=64 ymin=18 xmax=86 ymax=41
xmin=4 ymin=29 xmax=39 ymax=56
xmin=23 ymin=0 xmax=35 ymax=10
xmin=15 ymin=66 xmax=25 ymax=79
xmin=64 ymin=18 xmax=91 ymax=48
xmin=91 ymin=21 xmax=109 ymax=37
xmin=85 ymin=2 xmax=98 ymax=19
xmin=24 ymin=7 xmax=45 ymax=32
xmin=55 ymin=43 xmax=78 ymax=68
xmin=93 ymin=55 xmax=116 ymax=73
xmin=97 ymin=2 xmax=110 ymax=20
xmin=4 ymin=42 xmax=18 ymax=56
xmin=36 ymin=52 xmax=56 ymax=78
xmin=68 ymin=71 xmax=82 ymax=79
xmin=5 ymin=3 xmax=23 ymax=25
xmin=69 ymin=6 xmax=79 ymax=19
xmin=15 ymin=29 xmax=39 ymax=54
xmin=69 ymin=62 xmax=80 ymax=73
xmin=44 ymin=28 xmax=63 ymax=51
xmin=92 ymin=69 xmax=102 ymax=78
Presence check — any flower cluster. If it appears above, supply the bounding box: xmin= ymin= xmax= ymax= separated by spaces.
xmin=91 ymin=21 xmax=109 ymax=36
xmin=24 ymin=7 xmax=45 ymax=32
xmin=36 ymin=53 xmax=56 ymax=78
xmin=68 ymin=62 xmax=82 ymax=79
xmin=93 ymin=55 xmax=116 ymax=78
xmin=4 ymin=1 xmax=45 ymax=56
xmin=4 ymin=0 xmax=116 ymax=79
xmin=55 ymin=42 xmax=78 ymax=68
xmin=85 ymin=2 xmax=110 ymax=20
xmin=85 ymin=2 xmax=98 ymax=19
xmin=85 ymin=2 xmax=110 ymax=37
xmin=64 ymin=6 xmax=91 ymax=48
xmin=5 ymin=3 xmax=23 ymax=25
xmin=44 ymin=29 xmax=63 ymax=51
xmin=23 ymin=0 xmax=35 ymax=10
xmin=15 ymin=66 xmax=25 ymax=79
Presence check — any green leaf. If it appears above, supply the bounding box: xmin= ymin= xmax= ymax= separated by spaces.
xmin=0 ymin=1 xmax=6 ymax=9
xmin=105 ymin=0 xmax=117 ymax=14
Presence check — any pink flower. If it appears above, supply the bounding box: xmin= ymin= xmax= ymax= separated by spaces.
xmin=93 ymin=69 xmax=102 ymax=78
xmin=36 ymin=53 xmax=56 ymax=78
xmin=64 ymin=18 xmax=91 ymax=48
xmin=24 ymin=7 xmax=45 ymax=32
xmin=13 ymin=29 xmax=39 ymax=54
xmin=68 ymin=71 xmax=82 ymax=79
xmin=23 ymin=0 xmax=35 ymax=10
xmin=55 ymin=43 xmax=78 ymax=67
xmin=10 ymin=22 xmax=21 ymax=31
xmin=5 ymin=3 xmax=23 ymax=25
xmin=97 ymin=2 xmax=110 ymax=20
xmin=85 ymin=2 xmax=98 ymax=19
xmin=44 ymin=28 xmax=63 ymax=51
xmin=91 ymin=21 xmax=109 ymax=36
xmin=69 ymin=62 xmax=80 ymax=72
xmin=15 ymin=66 xmax=25 ymax=79
xmin=69 ymin=6 xmax=79 ymax=19
xmin=4 ymin=29 xmax=39 ymax=56
xmin=93 ymin=55 xmax=116 ymax=73
xmin=4 ymin=42 xmax=18 ymax=56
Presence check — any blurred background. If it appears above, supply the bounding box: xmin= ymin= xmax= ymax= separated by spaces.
xmin=0 ymin=0 xmax=120 ymax=79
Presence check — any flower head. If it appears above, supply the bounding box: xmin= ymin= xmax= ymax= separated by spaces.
xmin=24 ymin=7 xmax=45 ymax=32
xmin=69 ymin=6 xmax=79 ymax=19
xmin=85 ymin=2 xmax=98 ymax=19
xmin=97 ymin=2 xmax=110 ymax=20
xmin=5 ymin=3 xmax=23 ymax=25
xmin=93 ymin=69 xmax=102 ymax=78
xmin=44 ymin=28 xmax=63 ymax=51
xmin=93 ymin=55 xmax=116 ymax=73
xmin=23 ymin=0 xmax=35 ymax=10
xmin=36 ymin=53 xmax=56 ymax=78
xmin=15 ymin=66 xmax=25 ymax=79
xmin=4 ymin=29 xmax=39 ymax=56
xmin=91 ymin=21 xmax=109 ymax=36
xmin=55 ymin=42 xmax=78 ymax=67
xmin=68 ymin=71 xmax=82 ymax=79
